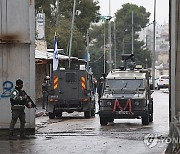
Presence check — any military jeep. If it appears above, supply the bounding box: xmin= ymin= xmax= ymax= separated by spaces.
xmin=98 ymin=54 xmax=153 ymax=125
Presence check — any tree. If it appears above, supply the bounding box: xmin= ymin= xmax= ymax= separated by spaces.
xmin=114 ymin=3 xmax=151 ymax=67
xmin=60 ymin=0 xmax=101 ymax=35
xmin=35 ymin=0 xmax=101 ymax=58
xmin=90 ymin=3 xmax=152 ymax=78
xmin=46 ymin=18 xmax=85 ymax=58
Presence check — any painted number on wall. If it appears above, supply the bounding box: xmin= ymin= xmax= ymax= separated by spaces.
xmin=0 ymin=81 xmax=14 ymax=98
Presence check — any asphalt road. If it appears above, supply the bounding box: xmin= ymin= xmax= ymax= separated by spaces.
xmin=0 ymin=90 xmax=169 ymax=154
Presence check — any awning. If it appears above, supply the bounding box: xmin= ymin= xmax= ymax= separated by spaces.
xmin=35 ymin=50 xmax=69 ymax=60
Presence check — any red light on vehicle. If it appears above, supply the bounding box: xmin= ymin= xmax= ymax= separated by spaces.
xmin=80 ymin=98 xmax=89 ymax=102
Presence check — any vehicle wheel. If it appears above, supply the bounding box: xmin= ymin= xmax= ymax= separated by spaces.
xmin=100 ymin=117 xmax=108 ymax=126
xmin=157 ymin=85 xmax=160 ymax=90
xmin=142 ymin=114 xmax=149 ymax=125
xmin=91 ymin=108 xmax=95 ymax=117
xmin=149 ymin=101 xmax=153 ymax=122
xmin=84 ymin=110 xmax=91 ymax=119
xmin=49 ymin=112 xmax=55 ymax=119
xmin=149 ymin=113 xmax=153 ymax=122
xmin=108 ymin=117 xmax=114 ymax=122
xmin=55 ymin=111 xmax=62 ymax=118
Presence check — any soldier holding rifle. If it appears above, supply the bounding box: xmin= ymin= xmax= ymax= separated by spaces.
xmin=9 ymin=79 xmax=36 ymax=140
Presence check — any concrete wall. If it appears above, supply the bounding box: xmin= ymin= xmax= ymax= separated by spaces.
xmin=0 ymin=0 xmax=35 ymax=129
xmin=170 ymin=0 xmax=177 ymax=122
xmin=174 ymin=1 xmax=180 ymax=116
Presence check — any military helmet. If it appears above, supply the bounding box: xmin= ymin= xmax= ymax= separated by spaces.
xmin=44 ymin=76 xmax=50 ymax=80
xmin=16 ymin=79 xmax=23 ymax=86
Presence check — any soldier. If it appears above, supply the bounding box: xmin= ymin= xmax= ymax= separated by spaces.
xmin=97 ymin=77 xmax=104 ymax=104
xmin=42 ymin=76 xmax=50 ymax=109
xmin=9 ymin=79 xmax=32 ymax=140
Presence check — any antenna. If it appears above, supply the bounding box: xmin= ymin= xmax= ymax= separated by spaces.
xmin=68 ymin=0 xmax=76 ymax=69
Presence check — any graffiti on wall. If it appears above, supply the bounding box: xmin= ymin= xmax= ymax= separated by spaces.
xmin=0 ymin=81 xmax=14 ymax=99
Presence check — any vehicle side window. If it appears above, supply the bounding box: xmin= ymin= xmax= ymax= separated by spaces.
xmin=65 ymin=73 xmax=76 ymax=82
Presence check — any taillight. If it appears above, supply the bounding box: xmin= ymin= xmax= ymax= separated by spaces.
xmin=54 ymin=76 xmax=58 ymax=89
xmin=80 ymin=98 xmax=89 ymax=102
xmin=81 ymin=77 xmax=86 ymax=90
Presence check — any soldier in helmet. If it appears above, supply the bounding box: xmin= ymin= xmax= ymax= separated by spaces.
xmin=9 ymin=79 xmax=32 ymax=140
xmin=42 ymin=76 xmax=50 ymax=110
xmin=97 ymin=77 xmax=105 ymax=105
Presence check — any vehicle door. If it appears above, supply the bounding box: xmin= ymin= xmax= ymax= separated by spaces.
xmin=59 ymin=71 xmax=79 ymax=100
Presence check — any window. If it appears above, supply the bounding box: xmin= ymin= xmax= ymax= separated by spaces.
xmin=65 ymin=73 xmax=76 ymax=82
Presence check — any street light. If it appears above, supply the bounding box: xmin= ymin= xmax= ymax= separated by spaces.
xmin=114 ymin=20 xmax=117 ymax=69
xmin=100 ymin=15 xmax=112 ymax=74
xmin=152 ymin=0 xmax=156 ymax=89
xmin=68 ymin=0 xmax=76 ymax=68
xmin=108 ymin=0 xmax=112 ymax=72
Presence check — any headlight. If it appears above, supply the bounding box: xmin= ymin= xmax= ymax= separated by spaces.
xmin=135 ymin=101 xmax=140 ymax=106
xmin=106 ymin=101 xmax=112 ymax=106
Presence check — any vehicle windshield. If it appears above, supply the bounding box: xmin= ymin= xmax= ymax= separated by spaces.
xmin=161 ymin=76 xmax=169 ymax=79
xmin=106 ymin=79 xmax=144 ymax=90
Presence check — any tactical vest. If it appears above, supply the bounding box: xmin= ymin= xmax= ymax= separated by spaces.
xmin=10 ymin=89 xmax=26 ymax=110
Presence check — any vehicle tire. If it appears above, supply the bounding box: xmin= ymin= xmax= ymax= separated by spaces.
xmin=149 ymin=113 xmax=153 ymax=122
xmin=142 ymin=114 xmax=149 ymax=125
xmin=84 ymin=110 xmax=91 ymax=119
xmin=100 ymin=117 xmax=108 ymax=125
xmin=55 ymin=111 xmax=62 ymax=118
xmin=149 ymin=101 xmax=153 ymax=122
xmin=157 ymin=85 xmax=160 ymax=90
xmin=91 ymin=108 xmax=95 ymax=117
xmin=108 ymin=117 xmax=114 ymax=122
xmin=49 ymin=112 xmax=55 ymax=119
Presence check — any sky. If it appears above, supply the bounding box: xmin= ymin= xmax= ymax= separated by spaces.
xmin=98 ymin=0 xmax=169 ymax=25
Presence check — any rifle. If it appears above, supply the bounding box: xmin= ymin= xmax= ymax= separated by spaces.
xmin=23 ymin=90 xmax=37 ymax=109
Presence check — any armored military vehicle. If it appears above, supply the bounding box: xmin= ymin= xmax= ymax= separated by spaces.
xmin=99 ymin=54 xmax=153 ymax=125
xmin=47 ymin=60 xmax=96 ymax=119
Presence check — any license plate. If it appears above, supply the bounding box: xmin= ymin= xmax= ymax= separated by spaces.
xmin=115 ymin=111 xmax=131 ymax=114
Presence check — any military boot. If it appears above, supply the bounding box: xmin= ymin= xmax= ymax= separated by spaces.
xmin=9 ymin=132 xmax=17 ymax=140
xmin=20 ymin=132 xmax=29 ymax=139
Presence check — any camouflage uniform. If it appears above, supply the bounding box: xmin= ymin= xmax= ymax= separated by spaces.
xmin=9 ymin=84 xmax=28 ymax=138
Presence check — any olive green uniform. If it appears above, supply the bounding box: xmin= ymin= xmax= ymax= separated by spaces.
xmin=9 ymin=88 xmax=27 ymax=137
xmin=42 ymin=81 xmax=50 ymax=109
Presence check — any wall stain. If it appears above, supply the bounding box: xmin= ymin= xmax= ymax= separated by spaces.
xmin=0 ymin=34 xmax=21 ymax=43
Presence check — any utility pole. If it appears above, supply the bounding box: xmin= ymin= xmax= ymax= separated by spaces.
xmin=132 ymin=11 xmax=134 ymax=54
xmin=68 ymin=0 xmax=76 ymax=69
xmin=108 ymin=0 xmax=112 ymax=72
xmin=86 ymin=29 xmax=90 ymax=71
xmin=114 ymin=20 xmax=117 ymax=69
xmin=123 ymin=39 xmax=125 ymax=54
xmin=103 ymin=23 xmax=106 ymax=74
xmin=152 ymin=0 xmax=156 ymax=89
